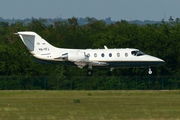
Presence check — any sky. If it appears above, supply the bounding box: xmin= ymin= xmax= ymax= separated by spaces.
xmin=0 ymin=0 xmax=179 ymax=21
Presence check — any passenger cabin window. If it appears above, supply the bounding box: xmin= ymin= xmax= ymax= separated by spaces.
xmin=131 ymin=51 xmax=145 ymax=56
xmin=109 ymin=53 xmax=112 ymax=57
xmin=125 ymin=53 xmax=128 ymax=57
xmin=94 ymin=53 xmax=97 ymax=57
xmin=101 ymin=53 xmax=105 ymax=57
xmin=117 ymin=53 xmax=120 ymax=57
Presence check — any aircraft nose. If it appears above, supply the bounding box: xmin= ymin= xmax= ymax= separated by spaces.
xmin=158 ymin=58 xmax=165 ymax=65
xmin=146 ymin=55 xmax=165 ymax=66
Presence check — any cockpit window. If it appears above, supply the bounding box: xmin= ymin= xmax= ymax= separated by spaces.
xmin=131 ymin=51 xmax=145 ymax=56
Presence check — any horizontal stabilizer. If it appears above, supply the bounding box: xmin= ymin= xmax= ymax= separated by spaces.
xmin=14 ymin=32 xmax=36 ymax=36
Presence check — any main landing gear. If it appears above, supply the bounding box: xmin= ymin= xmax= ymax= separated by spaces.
xmin=148 ymin=67 xmax=152 ymax=74
xmin=87 ymin=65 xmax=93 ymax=76
xmin=87 ymin=69 xmax=93 ymax=76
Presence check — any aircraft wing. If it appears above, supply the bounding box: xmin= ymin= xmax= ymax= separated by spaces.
xmin=74 ymin=61 xmax=109 ymax=69
xmin=54 ymin=52 xmax=109 ymax=69
xmin=54 ymin=53 xmax=68 ymax=60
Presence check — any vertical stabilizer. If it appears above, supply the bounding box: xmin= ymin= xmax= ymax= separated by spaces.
xmin=16 ymin=31 xmax=57 ymax=55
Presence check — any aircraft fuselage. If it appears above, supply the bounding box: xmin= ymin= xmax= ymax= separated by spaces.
xmin=15 ymin=31 xmax=165 ymax=75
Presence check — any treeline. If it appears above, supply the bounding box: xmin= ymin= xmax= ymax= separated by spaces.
xmin=0 ymin=76 xmax=178 ymax=90
xmin=0 ymin=17 xmax=115 ymax=26
xmin=0 ymin=16 xmax=162 ymax=26
xmin=0 ymin=17 xmax=180 ymax=77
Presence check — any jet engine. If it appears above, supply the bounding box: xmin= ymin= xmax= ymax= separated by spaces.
xmin=68 ymin=51 xmax=86 ymax=61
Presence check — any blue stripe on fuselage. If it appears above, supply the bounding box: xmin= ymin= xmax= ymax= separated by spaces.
xmin=32 ymin=56 xmax=165 ymax=68
xmin=107 ymin=61 xmax=165 ymax=67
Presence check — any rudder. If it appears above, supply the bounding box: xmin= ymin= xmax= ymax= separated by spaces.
xmin=16 ymin=31 xmax=56 ymax=55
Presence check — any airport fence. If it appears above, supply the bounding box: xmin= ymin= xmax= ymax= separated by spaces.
xmin=0 ymin=76 xmax=179 ymax=90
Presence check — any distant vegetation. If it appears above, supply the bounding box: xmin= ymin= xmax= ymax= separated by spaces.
xmin=0 ymin=16 xmax=180 ymax=77
xmin=0 ymin=17 xmax=163 ymax=26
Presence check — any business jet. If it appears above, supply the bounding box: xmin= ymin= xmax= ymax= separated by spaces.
xmin=15 ymin=31 xmax=165 ymax=76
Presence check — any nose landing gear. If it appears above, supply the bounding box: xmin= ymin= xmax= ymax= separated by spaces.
xmin=148 ymin=67 xmax=152 ymax=74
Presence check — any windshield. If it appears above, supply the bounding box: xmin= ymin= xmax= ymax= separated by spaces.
xmin=131 ymin=51 xmax=145 ymax=56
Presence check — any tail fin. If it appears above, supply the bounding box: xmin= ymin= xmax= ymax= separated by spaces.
xmin=16 ymin=31 xmax=57 ymax=55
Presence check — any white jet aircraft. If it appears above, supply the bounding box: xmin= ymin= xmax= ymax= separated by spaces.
xmin=15 ymin=31 xmax=165 ymax=76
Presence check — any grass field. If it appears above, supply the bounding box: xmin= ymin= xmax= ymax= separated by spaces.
xmin=0 ymin=90 xmax=180 ymax=120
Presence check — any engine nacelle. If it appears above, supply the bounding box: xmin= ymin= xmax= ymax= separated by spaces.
xmin=68 ymin=51 xmax=86 ymax=61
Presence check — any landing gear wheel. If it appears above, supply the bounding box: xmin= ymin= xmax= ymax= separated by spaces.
xmin=87 ymin=70 xmax=93 ymax=76
xmin=148 ymin=68 xmax=152 ymax=74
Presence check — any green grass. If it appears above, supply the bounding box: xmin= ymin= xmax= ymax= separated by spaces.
xmin=0 ymin=90 xmax=180 ymax=120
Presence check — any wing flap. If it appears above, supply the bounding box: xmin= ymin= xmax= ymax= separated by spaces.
xmin=54 ymin=52 xmax=109 ymax=68
xmin=74 ymin=61 xmax=109 ymax=69
xmin=54 ymin=53 xmax=68 ymax=60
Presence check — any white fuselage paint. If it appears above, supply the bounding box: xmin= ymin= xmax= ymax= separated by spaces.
xmin=16 ymin=31 xmax=165 ymax=69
